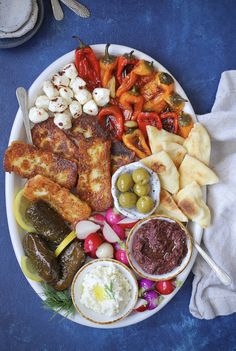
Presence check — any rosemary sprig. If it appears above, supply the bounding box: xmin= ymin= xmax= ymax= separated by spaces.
xmin=42 ymin=283 xmax=75 ymax=318
xmin=104 ymin=282 xmax=116 ymax=300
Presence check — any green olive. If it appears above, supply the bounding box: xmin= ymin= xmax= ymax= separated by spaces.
xmin=117 ymin=173 xmax=134 ymax=192
xmin=133 ymin=183 xmax=150 ymax=197
xmin=118 ymin=192 xmax=138 ymax=208
xmin=136 ymin=196 xmax=154 ymax=214
xmin=132 ymin=168 xmax=150 ymax=185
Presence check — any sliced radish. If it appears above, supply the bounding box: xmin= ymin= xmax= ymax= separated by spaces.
xmin=117 ymin=218 xmax=138 ymax=229
xmin=111 ymin=224 xmax=125 ymax=240
xmin=76 ymin=220 xmax=100 ymax=240
xmin=103 ymin=222 xmax=120 ymax=243
xmin=134 ymin=298 xmax=148 ymax=312
xmin=105 ymin=208 xmax=123 ymax=225
xmin=89 ymin=214 xmax=106 ymax=225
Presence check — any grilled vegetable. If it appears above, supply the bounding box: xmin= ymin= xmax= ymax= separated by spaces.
xmin=116 ymin=50 xmax=138 ymax=85
xmin=137 ymin=112 xmax=162 ymax=138
xmin=116 ymin=71 xmax=137 ymax=98
xmin=98 ymin=105 xmax=124 ymax=140
xmin=54 ymin=240 xmax=86 ymax=291
xmin=26 ymin=201 xmax=70 ymax=245
xmin=160 ymin=112 xmax=178 ymax=134
xmin=178 ymin=112 xmax=194 ymax=138
xmin=23 ymin=233 xmax=60 ymax=284
xmin=132 ymin=60 xmax=154 ymax=76
xmin=122 ymin=129 xmax=151 ymax=159
xmin=119 ymin=90 xmax=144 ymax=121
xmin=100 ymin=44 xmax=118 ymax=88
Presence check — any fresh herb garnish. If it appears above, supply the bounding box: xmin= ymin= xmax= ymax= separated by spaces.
xmin=42 ymin=283 xmax=75 ymax=318
xmin=104 ymin=282 xmax=116 ymax=300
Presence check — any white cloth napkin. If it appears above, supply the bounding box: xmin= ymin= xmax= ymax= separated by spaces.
xmin=189 ymin=71 xmax=236 ymax=319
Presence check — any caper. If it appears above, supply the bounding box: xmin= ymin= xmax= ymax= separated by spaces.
xmin=133 ymin=183 xmax=150 ymax=197
xmin=132 ymin=168 xmax=150 ymax=185
xmin=118 ymin=192 xmax=138 ymax=209
xmin=136 ymin=196 xmax=154 ymax=214
xmin=117 ymin=173 xmax=134 ymax=192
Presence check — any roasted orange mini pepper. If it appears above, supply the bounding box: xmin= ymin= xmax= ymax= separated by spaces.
xmin=132 ymin=60 xmax=154 ymax=76
xmin=100 ymin=44 xmax=118 ymax=88
xmin=178 ymin=112 xmax=194 ymax=138
xmin=116 ymin=71 xmax=137 ymax=98
xmin=122 ymin=129 xmax=151 ymax=159
xmin=116 ymin=51 xmax=138 ymax=85
xmin=119 ymin=90 xmax=144 ymax=121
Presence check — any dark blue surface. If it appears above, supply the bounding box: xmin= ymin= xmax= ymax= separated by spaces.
xmin=1 ymin=1 xmax=236 ymax=350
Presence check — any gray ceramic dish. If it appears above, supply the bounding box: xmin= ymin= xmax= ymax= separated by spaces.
xmin=0 ymin=0 xmax=44 ymax=49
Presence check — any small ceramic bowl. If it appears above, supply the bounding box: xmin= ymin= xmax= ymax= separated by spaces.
xmin=111 ymin=161 xmax=161 ymax=220
xmin=71 ymin=259 xmax=138 ymax=325
xmin=126 ymin=215 xmax=192 ymax=281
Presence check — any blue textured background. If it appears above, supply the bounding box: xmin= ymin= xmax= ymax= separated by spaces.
xmin=1 ymin=1 xmax=236 ymax=350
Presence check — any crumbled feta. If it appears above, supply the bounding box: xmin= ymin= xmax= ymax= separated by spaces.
xmin=43 ymin=81 xmax=59 ymax=99
xmin=35 ymin=95 xmax=50 ymax=110
xmin=75 ymin=89 xmax=92 ymax=105
xmin=70 ymin=77 xmax=87 ymax=94
xmin=59 ymin=87 xmax=74 ymax=104
xmin=92 ymin=88 xmax=110 ymax=107
xmin=69 ymin=100 xmax=82 ymax=118
xmin=29 ymin=107 xmax=49 ymax=123
xmin=54 ymin=111 xmax=72 ymax=130
xmin=48 ymin=97 xmax=68 ymax=113
xmin=63 ymin=63 xmax=78 ymax=80
xmin=52 ymin=73 xmax=69 ymax=87
xmin=83 ymin=99 xmax=98 ymax=116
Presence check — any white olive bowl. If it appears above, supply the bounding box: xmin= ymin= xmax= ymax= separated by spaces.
xmin=111 ymin=161 xmax=161 ymax=220
xmin=71 ymin=259 xmax=138 ymax=325
xmin=126 ymin=215 xmax=193 ymax=281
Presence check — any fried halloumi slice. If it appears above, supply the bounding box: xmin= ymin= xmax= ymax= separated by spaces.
xmin=23 ymin=175 xmax=91 ymax=225
xmin=4 ymin=141 xmax=78 ymax=189
xmin=70 ymin=115 xmax=113 ymax=212
xmin=32 ymin=118 xmax=80 ymax=160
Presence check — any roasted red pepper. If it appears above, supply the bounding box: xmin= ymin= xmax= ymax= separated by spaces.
xmin=119 ymin=90 xmax=144 ymax=121
xmin=122 ymin=129 xmax=151 ymax=159
xmin=98 ymin=105 xmax=124 ymax=140
xmin=137 ymin=112 xmax=162 ymax=138
xmin=160 ymin=112 xmax=178 ymax=134
xmin=74 ymin=36 xmax=101 ymax=91
xmin=116 ymin=51 xmax=138 ymax=85
xmin=116 ymin=71 xmax=137 ymax=98
xmin=100 ymin=44 xmax=118 ymax=88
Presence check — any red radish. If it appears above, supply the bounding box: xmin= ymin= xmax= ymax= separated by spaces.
xmin=111 ymin=224 xmax=125 ymax=240
xmin=117 ymin=217 xmax=138 ymax=229
xmin=156 ymin=280 xmax=175 ymax=295
xmin=89 ymin=214 xmax=106 ymax=225
xmin=105 ymin=208 xmax=123 ymax=225
xmin=115 ymin=249 xmax=129 ymax=265
xmin=113 ymin=240 xmax=126 ymax=251
xmin=84 ymin=232 xmax=104 ymax=257
xmin=76 ymin=220 xmax=100 ymax=240
xmin=134 ymin=299 xmax=148 ymax=312
xmin=103 ymin=222 xmax=120 ymax=243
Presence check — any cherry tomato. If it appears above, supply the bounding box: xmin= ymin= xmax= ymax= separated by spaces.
xmin=155 ymin=280 xmax=175 ymax=295
xmin=84 ymin=232 xmax=104 ymax=258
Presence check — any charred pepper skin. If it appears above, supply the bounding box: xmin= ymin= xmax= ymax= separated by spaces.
xmin=53 ymin=241 xmax=86 ymax=291
xmin=25 ymin=201 xmax=70 ymax=245
xmin=23 ymin=233 xmax=60 ymax=284
xmin=100 ymin=44 xmax=118 ymax=88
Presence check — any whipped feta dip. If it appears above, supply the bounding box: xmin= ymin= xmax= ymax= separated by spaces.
xmin=80 ymin=265 xmax=132 ymax=317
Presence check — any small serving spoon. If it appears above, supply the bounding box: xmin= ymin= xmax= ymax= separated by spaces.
xmin=193 ymin=239 xmax=231 ymax=286
xmin=16 ymin=87 xmax=33 ymax=144
xmin=51 ymin=0 xmax=64 ymax=21
xmin=60 ymin=0 xmax=90 ymax=18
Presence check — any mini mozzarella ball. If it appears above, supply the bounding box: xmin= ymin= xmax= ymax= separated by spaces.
xmin=54 ymin=111 xmax=72 ymax=130
xmin=29 ymin=107 xmax=49 ymax=123
xmin=92 ymin=88 xmax=110 ymax=107
xmin=70 ymin=76 xmax=87 ymax=94
xmin=48 ymin=97 xmax=68 ymax=113
xmin=75 ymin=88 xmax=92 ymax=105
xmin=63 ymin=63 xmax=78 ymax=80
xmin=59 ymin=87 xmax=74 ymax=104
xmin=69 ymin=100 xmax=82 ymax=118
xmin=35 ymin=95 xmax=50 ymax=110
xmin=83 ymin=99 xmax=98 ymax=116
xmin=52 ymin=73 xmax=70 ymax=88
xmin=96 ymin=242 xmax=114 ymax=259
xmin=43 ymin=81 xmax=59 ymax=99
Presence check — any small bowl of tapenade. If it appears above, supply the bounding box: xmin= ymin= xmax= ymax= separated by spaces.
xmin=126 ymin=215 xmax=192 ymax=281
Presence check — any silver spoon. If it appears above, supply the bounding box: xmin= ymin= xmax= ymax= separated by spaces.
xmin=51 ymin=0 xmax=64 ymax=21
xmin=193 ymin=240 xmax=231 ymax=286
xmin=16 ymin=87 xmax=33 ymax=144
xmin=60 ymin=0 xmax=90 ymax=18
